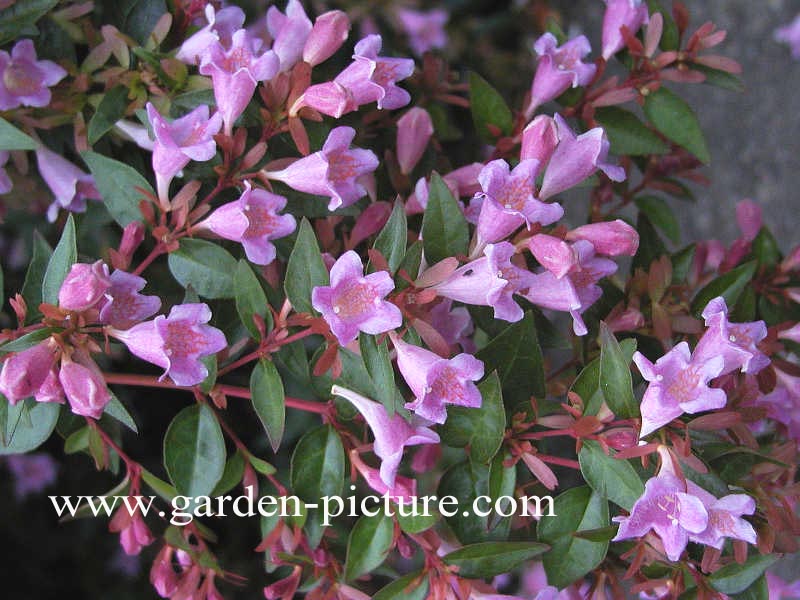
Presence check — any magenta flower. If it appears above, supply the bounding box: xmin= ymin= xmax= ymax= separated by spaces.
xmin=5 ymin=453 xmax=58 ymax=500
xmin=601 ymin=0 xmax=649 ymax=61
xmin=565 ymin=219 xmax=639 ymax=257
xmin=267 ymin=0 xmax=312 ymax=72
xmin=0 ymin=39 xmax=66 ymax=110
xmin=311 ymin=250 xmax=402 ymax=345
xmin=758 ymin=368 xmax=800 ymax=444
xmin=538 ymin=115 xmax=626 ymax=200
xmin=198 ymin=182 xmax=296 ymax=265
xmin=521 ymin=114 xmax=558 ymax=164
xmin=331 ymin=385 xmax=439 ymax=487
xmin=693 ymin=297 xmax=769 ymax=376
xmin=58 ymin=352 xmax=112 ymax=419
xmin=146 ymin=103 xmax=223 ymax=205
xmin=767 ymin=573 xmax=800 ymax=599
xmin=266 ymin=126 xmax=379 ymax=211
xmin=176 ymin=5 xmax=246 ymax=64
xmin=632 ymin=342 xmax=727 ymax=437
xmin=98 ymin=271 xmax=162 ymax=330
xmin=110 ymin=303 xmax=227 ymax=387
xmin=303 ymin=10 xmax=350 ymax=67
xmin=391 ymin=334 xmax=484 ymax=424
xmin=396 ymin=107 xmax=434 ymax=175
xmin=432 ymin=242 xmax=535 ymax=323
xmin=428 ymin=298 xmax=475 ymax=353
xmin=110 ymin=503 xmax=155 ymax=556
xmin=685 ymin=481 xmax=757 ymax=549
xmin=475 ymin=159 xmax=563 ymax=247
xmin=396 ymin=8 xmax=448 ymax=56
xmin=528 ymin=33 xmax=596 ymax=115
xmin=0 ymin=338 xmax=60 ymax=404
xmin=775 ymin=14 xmax=800 ymax=59
xmin=612 ymin=459 xmax=708 ymax=562
xmin=35 ymin=145 xmax=102 ymax=222
xmin=58 ymin=260 xmax=111 ymax=312
xmin=199 ymin=30 xmax=279 ymax=134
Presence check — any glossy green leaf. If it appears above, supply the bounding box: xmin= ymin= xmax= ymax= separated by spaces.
xmin=83 ymin=150 xmax=153 ymax=227
xmin=21 ymin=231 xmax=52 ymax=322
xmin=0 ymin=396 xmax=60 ymax=454
xmin=573 ymin=338 xmax=637 ymax=415
xmin=88 ymin=86 xmax=129 ymax=144
xmin=359 ymin=334 xmax=396 ymax=415
xmin=730 ymin=575 xmax=768 ymax=600
xmin=595 ymin=107 xmax=669 ymax=156
xmin=397 ymin=501 xmax=440 ymax=534
xmin=708 ymin=554 xmax=778 ymax=595
xmin=42 ymin=214 xmax=77 ymax=305
xmin=290 ymin=425 xmax=344 ymax=503
xmin=421 ymin=172 xmax=469 ymax=265
xmin=644 ymin=87 xmax=710 ymax=164
xmin=751 ymin=227 xmax=781 ymax=268
xmin=599 ymin=323 xmax=638 ymax=418
xmin=373 ymin=571 xmax=430 ymax=600
xmin=443 ymin=542 xmax=549 ymax=579
xmin=163 ymin=404 xmax=226 ymax=497
xmin=284 ymin=218 xmax=329 ymax=314
xmin=344 ymin=513 xmax=394 ymax=580
xmin=250 ymin=359 xmax=285 ymax=453
xmin=470 ymin=72 xmax=513 ymax=141
xmin=103 ymin=394 xmax=138 ymax=433
xmin=0 ymin=327 xmax=60 ymax=355
xmin=690 ymin=260 xmax=757 ymax=317
xmin=168 ymin=238 xmax=237 ymax=299
xmin=671 ymin=244 xmax=696 ymax=283
xmin=635 ymin=195 xmax=680 ymax=243
xmin=372 ymin=199 xmax=407 ymax=274
xmin=234 ymin=260 xmax=271 ymax=339
xmin=211 ymin=451 xmax=246 ymax=496
xmin=0 ymin=117 xmax=37 ymax=150
xmin=693 ymin=64 xmax=745 ymax=93
xmin=579 ymin=440 xmax=644 ymax=511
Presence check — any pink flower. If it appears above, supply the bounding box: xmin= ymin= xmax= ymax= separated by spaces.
xmin=109 ymin=502 xmax=155 ymax=556
xmin=311 ymin=250 xmax=402 ymax=345
xmin=766 ymin=572 xmax=800 ymax=599
xmin=0 ymin=338 xmax=61 ymax=404
xmin=396 ymin=8 xmax=448 ymax=56
xmin=428 ymin=298 xmax=475 ymax=353
xmin=780 ymin=323 xmax=800 ymax=344
xmin=199 ymin=30 xmax=279 ymax=134
xmin=59 ymin=352 xmax=112 ymax=419
xmin=176 ymin=5 xmax=245 ymax=64
xmin=303 ymin=10 xmax=350 ymax=67
xmin=266 ymin=126 xmax=379 ymax=211
xmin=198 ymin=182 xmax=296 ymax=265
xmin=758 ymin=368 xmax=800 ymax=444
xmin=0 ymin=151 xmax=12 ymax=194
xmin=601 ymin=0 xmax=649 ymax=60
xmin=5 ymin=453 xmax=58 ymax=499
xmin=685 ymin=481 xmax=757 ymax=549
xmin=350 ymin=450 xmax=418 ymax=502
xmin=528 ymin=34 xmax=596 ymax=115
xmin=408 ymin=163 xmax=483 ymax=214
xmin=110 ymin=303 xmax=227 ymax=387
xmin=538 ymin=115 xmax=625 ymax=200
xmin=58 ymin=260 xmax=111 ymax=312
xmin=521 ymin=115 xmax=558 ymax=164
xmin=267 ymin=0 xmax=312 ymax=72
xmin=391 ymin=334 xmax=484 ymax=424
xmin=0 ymin=39 xmax=66 ymax=110
xmin=775 ymin=14 xmax=800 ymax=59
xmin=632 ymin=342 xmax=727 ymax=437
xmin=565 ymin=219 xmax=639 ymax=257
xmin=693 ymin=297 xmax=769 ymax=376
xmin=332 ymin=385 xmax=439 ymax=487
xmin=98 ymin=271 xmax=162 ymax=329
xmin=146 ymin=103 xmax=223 ymax=205
xmin=433 ymin=242 xmax=536 ymax=323
xmin=736 ymin=199 xmax=762 ymax=242
xmin=396 ymin=107 xmax=434 ymax=175
xmin=35 ymin=145 xmax=102 ymax=222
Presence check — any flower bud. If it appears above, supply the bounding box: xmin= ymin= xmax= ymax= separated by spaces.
xmin=58 ymin=355 xmax=111 ymax=419
xmin=58 ymin=260 xmax=111 ymax=312
xmin=303 ymin=10 xmax=350 ymax=67
xmin=521 ymin=115 xmax=558 ymax=165
xmin=736 ymin=199 xmax=762 ymax=242
xmin=396 ymin=107 xmax=434 ymax=175
xmin=0 ymin=339 xmax=59 ymax=404
xmin=565 ymin=219 xmax=639 ymax=256
xmin=601 ymin=0 xmax=649 ymax=60
xmin=528 ymin=234 xmax=576 ymax=278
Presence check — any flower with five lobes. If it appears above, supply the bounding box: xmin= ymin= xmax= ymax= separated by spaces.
xmin=266 ymin=0 xmax=312 ymax=72
xmin=601 ymin=0 xmax=650 ymax=60
xmin=175 ymin=5 xmax=246 ymax=64
xmin=0 ymin=39 xmax=67 ymax=110
xmin=35 ymin=145 xmax=102 ymax=223
xmin=527 ymin=33 xmax=596 ymax=117
xmin=331 ymin=385 xmax=439 ymax=488
xmin=685 ymin=480 xmax=757 ymax=549
xmin=265 ymin=126 xmax=379 ymax=211
xmin=390 ymin=333 xmax=484 ymax=424
xmin=197 ymin=181 xmax=296 ymax=266
xmin=632 ymin=341 xmax=727 ymax=438
xmin=98 ymin=271 xmax=162 ymax=330
xmin=110 ymin=303 xmax=227 ymax=387
xmin=311 ymin=250 xmax=402 ymax=346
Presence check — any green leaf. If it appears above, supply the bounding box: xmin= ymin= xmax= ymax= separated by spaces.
xmin=470 ymin=72 xmax=513 ymax=141
xmin=211 ymin=451 xmax=246 ymax=496
xmin=708 ymin=554 xmax=778 ymax=595
xmin=690 ymin=260 xmax=757 ymax=317
xmin=730 ymin=575 xmax=768 ymax=600
xmin=284 ymin=218 xmax=329 ymax=314
xmin=372 ymin=199 xmax=407 ymax=274
xmin=671 ymin=244 xmax=696 ymax=283
xmin=0 ymin=0 xmax=57 ymax=45
xmin=443 ymin=542 xmax=549 ymax=579
xmin=163 ymin=404 xmax=226 ymax=497
xmin=595 ymin=107 xmax=669 ymax=156
xmin=88 ymin=86 xmax=129 ymax=145
xmin=421 ymin=172 xmax=469 ymax=265
xmin=579 ymin=440 xmax=644 ymax=511
xmin=21 ymin=231 xmax=52 ymax=322
xmin=359 ymin=334 xmax=397 ymax=415
xmin=572 ymin=338 xmax=637 ymax=415
xmin=751 ymin=227 xmax=781 ymax=268
xmin=476 ymin=311 xmax=545 ymax=403
xmin=250 ymin=359 xmax=285 ymax=453
xmin=599 ymin=323 xmax=638 ymax=418
xmin=0 ymin=396 xmax=60 ymax=454
xmin=0 ymin=117 xmax=37 ymax=150
xmin=440 ymin=372 xmax=505 ymax=464
xmin=692 ymin=64 xmax=744 ymax=93
xmin=290 ymin=425 xmax=344 ymax=503
xmin=0 ymin=327 xmax=59 ymax=355
xmin=397 ymin=501 xmax=440 ymax=534
xmin=103 ymin=394 xmax=138 ymax=433
xmin=537 ymin=486 xmax=610 ymax=589
xmin=168 ymin=239 xmax=238 ymax=299
xmin=42 ymin=214 xmax=77 ymax=305
xmin=644 ymin=87 xmax=710 ymax=164
xmin=234 ymin=260 xmax=272 ymax=339
xmin=373 ymin=571 xmax=430 ymax=600
xmin=344 ymin=513 xmax=394 ymax=580
xmin=635 ymin=196 xmax=680 ymax=243
xmin=83 ymin=150 xmax=153 ymax=227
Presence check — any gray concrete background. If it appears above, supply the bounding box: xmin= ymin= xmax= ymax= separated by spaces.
xmin=562 ymin=0 xmax=800 ymax=250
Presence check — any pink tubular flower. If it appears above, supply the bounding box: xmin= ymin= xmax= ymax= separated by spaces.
xmin=5 ymin=453 xmax=58 ymax=499
xmin=303 ymin=10 xmax=350 ymax=67
xmin=331 ymin=385 xmax=439 ymax=487
xmin=433 ymin=242 xmax=535 ymax=323
xmin=601 ymin=0 xmax=649 ymax=61
xmin=0 ymin=338 xmax=61 ymax=404
xmin=350 ymin=450 xmax=417 ymax=502
xmin=775 ymin=14 xmax=800 ymax=59
xmin=199 ymin=30 xmax=279 ymax=134
xmin=693 ymin=297 xmax=769 ymax=376
xmin=176 ymin=5 xmax=246 ymax=64
xmin=198 ymin=182 xmax=296 ymax=265
xmin=475 ymin=159 xmax=563 ymax=247
xmin=267 ymin=0 xmax=312 ymax=72
xmin=58 ymin=260 xmax=111 ymax=312
xmin=565 ymin=219 xmax=639 ymax=256
xmin=110 ymin=303 xmax=227 ymax=387
xmin=109 ymin=502 xmax=155 ymax=556
xmin=35 ymin=145 xmax=102 ymax=222
xmin=428 ymin=298 xmax=475 ymax=353
xmin=632 ymin=342 xmax=727 ymax=437
xmin=528 ymin=33 xmax=596 ymax=115
xmin=98 ymin=271 xmax=162 ymax=329
xmin=266 ymin=126 xmax=379 ymax=211
xmin=521 ymin=114 xmax=558 ymax=164
xmin=391 ymin=334 xmax=484 ymax=424
xmin=311 ymin=250 xmax=402 ymax=345
xmin=538 ymin=114 xmax=626 ymax=200
xmin=685 ymin=481 xmax=757 ymax=549
xmin=0 ymin=39 xmax=66 ymax=110
xmin=396 ymin=8 xmax=448 ymax=56
xmin=146 ymin=103 xmax=223 ymax=205
xmin=397 ymin=107 xmax=434 ymax=175
xmin=59 ymin=352 xmax=112 ymax=419
xmin=408 ymin=163 xmax=483 ymax=215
